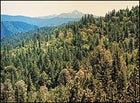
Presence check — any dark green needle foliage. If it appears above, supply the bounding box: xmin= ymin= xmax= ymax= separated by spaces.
xmin=1 ymin=6 xmax=139 ymax=102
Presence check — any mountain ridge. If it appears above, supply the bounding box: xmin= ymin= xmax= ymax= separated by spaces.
xmin=1 ymin=10 xmax=98 ymax=27
xmin=1 ymin=21 xmax=38 ymax=38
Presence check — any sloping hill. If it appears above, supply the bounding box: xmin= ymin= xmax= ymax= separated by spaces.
xmin=1 ymin=21 xmax=38 ymax=38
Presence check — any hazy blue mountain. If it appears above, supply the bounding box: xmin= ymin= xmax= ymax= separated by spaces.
xmin=1 ymin=21 xmax=38 ymax=38
xmin=1 ymin=11 xmax=98 ymax=38
xmin=1 ymin=15 xmax=81 ymax=27
xmin=1 ymin=10 xmax=93 ymax=27
xmin=57 ymin=10 xmax=84 ymax=18
xmin=1 ymin=15 xmax=45 ymax=27
xmin=38 ymin=10 xmax=84 ymax=19
xmin=38 ymin=14 xmax=58 ymax=19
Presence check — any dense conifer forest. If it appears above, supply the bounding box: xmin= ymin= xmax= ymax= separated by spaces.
xmin=1 ymin=6 xmax=139 ymax=102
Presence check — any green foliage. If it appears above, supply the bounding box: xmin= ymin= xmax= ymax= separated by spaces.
xmin=15 ymin=80 xmax=27 ymax=102
xmin=1 ymin=6 xmax=139 ymax=102
xmin=58 ymin=69 xmax=71 ymax=86
xmin=1 ymin=79 xmax=15 ymax=102
xmin=36 ymin=86 xmax=48 ymax=102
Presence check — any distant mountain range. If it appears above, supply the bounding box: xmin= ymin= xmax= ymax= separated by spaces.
xmin=38 ymin=10 xmax=84 ymax=19
xmin=1 ymin=10 xmax=98 ymax=38
xmin=1 ymin=10 xmax=86 ymax=27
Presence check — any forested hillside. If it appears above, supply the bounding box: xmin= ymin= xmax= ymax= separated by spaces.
xmin=1 ymin=6 xmax=139 ymax=102
xmin=1 ymin=21 xmax=38 ymax=38
xmin=1 ymin=26 xmax=56 ymax=47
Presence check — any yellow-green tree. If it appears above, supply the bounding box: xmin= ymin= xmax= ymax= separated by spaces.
xmin=36 ymin=86 xmax=48 ymax=102
xmin=15 ymin=80 xmax=27 ymax=102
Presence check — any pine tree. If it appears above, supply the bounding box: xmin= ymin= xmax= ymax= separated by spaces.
xmin=15 ymin=80 xmax=27 ymax=102
xmin=1 ymin=79 xmax=15 ymax=102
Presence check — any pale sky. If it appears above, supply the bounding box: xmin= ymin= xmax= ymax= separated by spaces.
xmin=1 ymin=1 xmax=139 ymax=17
